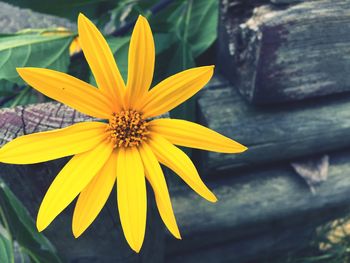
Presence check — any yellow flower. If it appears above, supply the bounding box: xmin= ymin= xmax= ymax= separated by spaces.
xmin=0 ymin=14 xmax=247 ymax=252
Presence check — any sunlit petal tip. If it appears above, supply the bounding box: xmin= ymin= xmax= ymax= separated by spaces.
xmin=204 ymin=65 xmax=215 ymax=72
xmin=72 ymin=216 xmax=84 ymax=238
xmin=137 ymin=14 xmax=148 ymax=23
xmin=228 ymin=142 xmax=248 ymax=153
xmin=77 ymin=12 xmax=87 ymax=21
xmin=126 ymin=237 xmax=143 ymax=253
xmin=16 ymin=67 xmax=33 ymax=75
xmin=16 ymin=67 xmax=25 ymax=72
xmin=77 ymin=13 xmax=90 ymax=30
xmin=241 ymin=145 xmax=248 ymax=152
xmin=36 ymin=215 xmax=48 ymax=232
xmin=72 ymin=225 xmax=83 ymax=239
xmin=211 ymin=194 xmax=218 ymax=203
xmin=132 ymin=243 xmax=142 ymax=253
xmin=173 ymin=229 xmax=182 ymax=240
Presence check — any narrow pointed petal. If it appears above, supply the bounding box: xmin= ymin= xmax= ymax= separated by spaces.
xmin=73 ymin=150 xmax=118 ymax=237
xmin=78 ymin=13 xmax=125 ymax=111
xmin=148 ymin=134 xmax=217 ymax=203
xmin=140 ymin=66 xmax=214 ymax=118
xmin=17 ymin=68 xmax=113 ymax=119
xmin=117 ymin=147 xmax=147 ymax=253
xmin=0 ymin=122 xmax=108 ymax=164
xmin=125 ymin=15 xmax=155 ymax=109
xmin=150 ymin=119 xmax=247 ymax=153
xmin=37 ymin=141 xmax=113 ymax=232
xmin=139 ymin=143 xmax=181 ymax=239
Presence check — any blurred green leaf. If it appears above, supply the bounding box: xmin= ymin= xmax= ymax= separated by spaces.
xmin=181 ymin=0 xmax=218 ymax=57
xmin=2 ymin=0 xmax=116 ymax=21
xmin=0 ymin=33 xmax=73 ymax=84
xmin=107 ymin=36 xmax=130 ymax=82
xmin=0 ymin=179 xmax=61 ymax=263
xmin=8 ymin=87 xmax=46 ymax=108
xmin=151 ymin=0 xmax=217 ymax=57
xmin=0 ymin=80 xmax=18 ymax=97
xmin=101 ymin=0 xmax=138 ymax=33
xmin=0 ymin=224 xmax=14 ymax=263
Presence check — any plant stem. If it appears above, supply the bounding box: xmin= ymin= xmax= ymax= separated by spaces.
xmin=182 ymin=0 xmax=193 ymax=69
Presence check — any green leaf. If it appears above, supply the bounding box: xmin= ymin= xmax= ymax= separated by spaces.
xmin=0 ymin=179 xmax=61 ymax=263
xmin=0 ymin=33 xmax=73 ymax=84
xmin=0 ymin=224 xmax=14 ymax=263
xmin=166 ymin=0 xmax=218 ymax=57
xmin=1 ymin=0 xmax=116 ymax=21
xmin=185 ymin=0 xmax=218 ymax=57
xmin=0 ymin=80 xmax=17 ymax=98
xmin=107 ymin=36 xmax=130 ymax=82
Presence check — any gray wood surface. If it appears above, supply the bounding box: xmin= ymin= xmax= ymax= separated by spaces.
xmin=198 ymin=77 xmax=350 ymax=172
xmin=0 ymin=1 xmax=75 ymax=33
xmin=219 ymin=0 xmax=350 ymax=104
xmin=166 ymin=148 xmax=350 ymax=262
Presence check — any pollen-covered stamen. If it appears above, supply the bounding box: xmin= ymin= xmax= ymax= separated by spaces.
xmin=107 ymin=110 xmax=149 ymax=148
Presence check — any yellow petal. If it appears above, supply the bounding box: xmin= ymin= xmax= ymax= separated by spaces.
xmin=148 ymin=133 xmax=217 ymax=203
xmin=78 ymin=13 xmax=125 ymax=111
xmin=37 ymin=141 xmax=113 ymax=232
xmin=117 ymin=147 xmax=147 ymax=253
xmin=140 ymin=66 xmax=214 ymax=118
xmin=17 ymin=68 xmax=113 ymax=119
xmin=150 ymin=119 xmax=247 ymax=153
xmin=0 ymin=122 xmax=108 ymax=164
xmin=69 ymin=36 xmax=81 ymax=56
xmin=139 ymin=142 xmax=181 ymax=239
xmin=125 ymin=15 xmax=155 ymax=109
xmin=72 ymin=150 xmax=118 ymax=237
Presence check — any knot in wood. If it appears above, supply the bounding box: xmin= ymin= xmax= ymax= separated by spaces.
xmin=107 ymin=110 xmax=149 ymax=148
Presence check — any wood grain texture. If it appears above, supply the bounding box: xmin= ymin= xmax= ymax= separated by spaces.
xmin=165 ymin=148 xmax=350 ymax=262
xmin=0 ymin=102 xmax=164 ymax=263
xmin=198 ymin=78 xmax=350 ymax=171
xmin=219 ymin=0 xmax=350 ymax=104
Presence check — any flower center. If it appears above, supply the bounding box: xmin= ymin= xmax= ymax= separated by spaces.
xmin=107 ymin=110 xmax=149 ymax=148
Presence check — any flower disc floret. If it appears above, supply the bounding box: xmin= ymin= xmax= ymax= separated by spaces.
xmin=107 ymin=110 xmax=149 ymax=148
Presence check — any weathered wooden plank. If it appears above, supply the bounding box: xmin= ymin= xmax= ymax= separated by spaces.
xmin=165 ymin=149 xmax=350 ymax=262
xmin=198 ymin=79 xmax=350 ymax=171
xmin=0 ymin=2 xmax=75 ymax=33
xmin=218 ymin=0 xmax=350 ymax=104
xmin=0 ymin=102 xmax=164 ymax=263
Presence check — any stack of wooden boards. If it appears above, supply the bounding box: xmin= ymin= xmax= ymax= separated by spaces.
xmin=1 ymin=0 xmax=350 ymax=262
xmin=191 ymin=0 xmax=350 ymax=262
